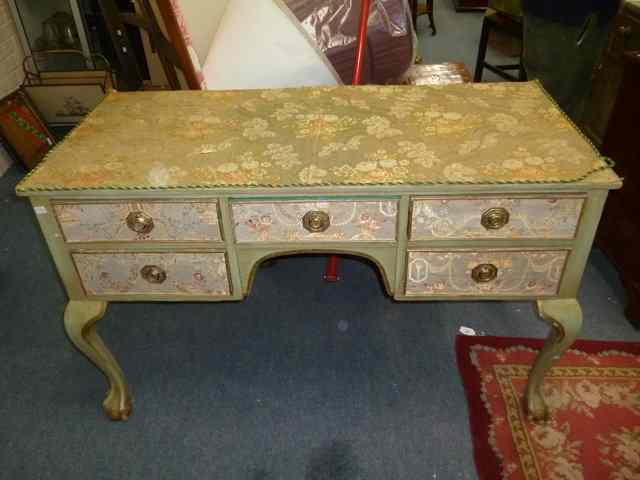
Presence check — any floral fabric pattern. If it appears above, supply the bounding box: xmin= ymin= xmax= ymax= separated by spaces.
xmin=410 ymin=196 xmax=584 ymax=240
xmin=16 ymin=82 xmax=614 ymax=193
xmin=468 ymin=342 xmax=640 ymax=480
xmin=73 ymin=252 xmax=230 ymax=296
xmin=54 ymin=201 xmax=221 ymax=242
xmin=232 ymin=200 xmax=398 ymax=242
xmin=405 ymin=250 xmax=568 ymax=297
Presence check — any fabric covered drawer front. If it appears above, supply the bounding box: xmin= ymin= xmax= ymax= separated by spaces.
xmin=232 ymin=200 xmax=398 ymax=243
xmin=73 ymin=252 xmax=230 ymax=296
xmin=405 ymin=250 xmax=569 ymax=297
xmin=410 ymin=196 xmax=584 ymax=240
xmin=53 ymin=201 xmax=222 ymax=242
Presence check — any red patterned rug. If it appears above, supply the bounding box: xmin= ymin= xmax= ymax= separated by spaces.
xmin=456 ymin=335 xmax=640 ymax=480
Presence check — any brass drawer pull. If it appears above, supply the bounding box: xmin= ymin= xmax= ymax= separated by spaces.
xmin=481 ymin=207 xmax=510 ymax=230
xmin=140 ymin=265 xmax=167 ymax=284
xmin=302 ymin=210 xmax=330 ymax=233
xmin=126 ymin=210 xmax=154 ymax=234
xmin=471 ymin=263 xmax=498 ymax=283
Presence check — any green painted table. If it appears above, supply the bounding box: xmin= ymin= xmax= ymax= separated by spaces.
xmin=17 ymin=82 xmax=621 ymax=421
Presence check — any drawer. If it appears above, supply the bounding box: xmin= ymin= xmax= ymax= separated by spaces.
xmin=405 ymin=250 xmax=568 ymax=297
xmin=232 ymin=200 xmax=398 ymax=243
xmin=72 ymin=252 xmax=231 ymax=297
xmin=53 ymin=201 xmax=222 ymax=243
xmin=410 ymin=196 xmax=584 ymax=240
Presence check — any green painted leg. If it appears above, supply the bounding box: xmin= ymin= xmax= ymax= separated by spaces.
xmin=524 ymin=299 xmax=582 ymax=422
xmin=64 ymin=300 xmax=132 ymax=421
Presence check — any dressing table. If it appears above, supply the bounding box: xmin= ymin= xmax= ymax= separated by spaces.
xmin=16 ymin=81 xmax=621 ymax=421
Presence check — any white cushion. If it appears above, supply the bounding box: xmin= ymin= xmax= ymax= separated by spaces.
xmin=177 ymin=0 xmax=230 ymax=67
xmin=201 ymin=0 xmax=340 ymax=90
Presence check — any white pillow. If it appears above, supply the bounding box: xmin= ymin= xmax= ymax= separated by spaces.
xmin=177 ymin=0 xmax=230 ymax=68
xmin=201 ymin=0 xmax=341 ymax=90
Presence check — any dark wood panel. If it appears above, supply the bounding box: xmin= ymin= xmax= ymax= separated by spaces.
xmin=596 ymin=49 xmax=640 ymax=326
xmin=582 ymin=1 xmax=640 ymax=145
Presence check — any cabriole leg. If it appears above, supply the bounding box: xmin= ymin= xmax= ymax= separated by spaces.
xmin=524 ymin=298 xmax=582 ymax=422
xmin=64 ymin=300 xmax=132 ymax=420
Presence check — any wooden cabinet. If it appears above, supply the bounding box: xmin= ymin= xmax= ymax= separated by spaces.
xmin=582 ymin=1 xmax=640 ymax=145
xmin=595 ymin=49 xmax=640 ymax=325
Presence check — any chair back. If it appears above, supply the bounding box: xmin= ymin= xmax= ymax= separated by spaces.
xmin=489 ymin=0 xmax=523 ymax=18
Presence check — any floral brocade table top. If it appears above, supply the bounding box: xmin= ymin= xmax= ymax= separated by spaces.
xmin=17 ymin=81 xmax=617 ymax=193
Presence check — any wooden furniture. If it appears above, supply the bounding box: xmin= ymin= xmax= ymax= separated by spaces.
xmin=452 ymin=0 xmax=487 ymax=12
xmin=581 ymin=1 xmax=640 ymax=146
xmin=489 ymin=0 xmax=522 ymax=17
xmin=0 ymin=89 xmax=54 ymax=170
xmin=401 ymin=62 xmax=472 ymax=85
xmin=595 ymin=49 xmax=640 ymax=326
xmin=21 ymin=52 xmax=113 ymax=129
xmin=409 ymin=0 xmax=436 ymax=35
xmin=97 ymin=0 xmax=200 ymax=90
xmin=474 ymin=8 xmax=525 ymax=82
xmin=154 ymin=0 xmax=202 ymax=90
xmin=16 ymin=82 xmax=620 ymax=421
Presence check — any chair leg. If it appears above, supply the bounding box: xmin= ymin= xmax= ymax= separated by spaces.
xmin=518 ymin=63 xmax=527 ymax=81
xmin=409 ymin=0 xmax=418 ymax=30
xmin=474 ymin=17 xmax=491 ymax=82
xmin=518 ymin=50 xmax=527 ymax=81
xmin=428 ymin=0 xmax=436 ymax=35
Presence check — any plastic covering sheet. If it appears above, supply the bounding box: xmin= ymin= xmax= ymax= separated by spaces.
xmin=280 ymin=0 xmax=416 ymax=84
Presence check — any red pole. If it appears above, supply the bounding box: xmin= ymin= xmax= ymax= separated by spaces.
xmin=352 ymin=0 xmax=372 ymax=85
xmin=324 ymin=0 xmax=371 ymax=282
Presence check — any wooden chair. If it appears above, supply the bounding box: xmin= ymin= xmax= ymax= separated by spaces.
xmin=473 ymin=8 xmax=525 ymax=82
xmin=409 ymin=0 xmax=436 ymax=36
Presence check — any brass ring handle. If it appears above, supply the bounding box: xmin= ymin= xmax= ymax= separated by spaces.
xmin=481 ymin=207 xmax=510 ymax=230
xmin=302 ymin=210 xmax=331 ymax=233
xmin=140 ymin=265 xmax=167 ymax=284
xmin=126 ymin=210 xmax=154 ymax=234
xmin=471 ymin=263 xmax=498 ymax=283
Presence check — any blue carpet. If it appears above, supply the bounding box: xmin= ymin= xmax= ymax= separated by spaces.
xmin=0 ymin=161 xmax=636 ymax=480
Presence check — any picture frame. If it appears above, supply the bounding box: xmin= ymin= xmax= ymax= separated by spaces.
xmin=21 ymin=52 xmax=113 ymax=128
xmin=22 ymin=83 xmax=106 ymax=126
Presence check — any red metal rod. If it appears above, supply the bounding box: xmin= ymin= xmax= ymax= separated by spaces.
xmin=324 ymin=0 xmax=372 ymax=282
xmin=352 ymin=0 xmax=372 ymax=85
xmin=323 ymin=255 xmax=341 ymax=282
